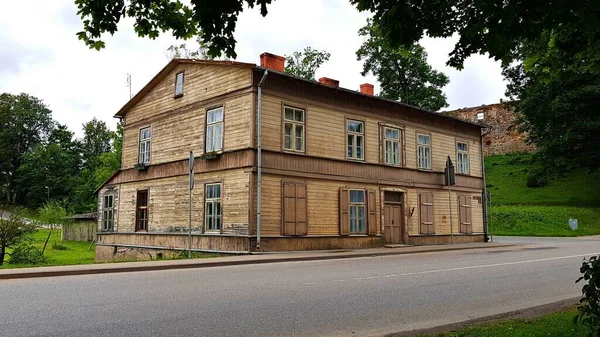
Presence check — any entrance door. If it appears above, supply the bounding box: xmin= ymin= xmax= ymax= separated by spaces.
xmin=383 ymin=203 xmax=403 ymax=244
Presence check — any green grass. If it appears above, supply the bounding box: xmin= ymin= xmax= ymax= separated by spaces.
xmin=1 ymin=229 xmax=95 ymax=269
xmin=423 ymin=309 xmax=586 ymax=337
xmin=485 ymin=153 xmax=600 ymax=236
xmin=490 ymin=205 xmax=600 ymax=237
xmin=485 ymin=154 xmax=600 ymax=207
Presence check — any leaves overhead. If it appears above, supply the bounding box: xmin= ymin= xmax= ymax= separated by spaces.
xmin=284 ymin=47 xmax=331 ymax=81
xmin=356 ymin=20 xmax=449 ymax=111
xmin=75 ymin=0 xmax=275 ymax=58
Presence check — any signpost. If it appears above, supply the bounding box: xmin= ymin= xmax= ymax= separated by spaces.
xmin=444 ymin=156 xmax=456 ymax=245
xmin=188 ymin=151 xmax=194 ymax=259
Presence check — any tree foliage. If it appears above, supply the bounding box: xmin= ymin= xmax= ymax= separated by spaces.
xmin=166 ymin=36 xmax=215 ymax=60
xmin=576 ymin=255 xmax=600 ymax=337
xmin=357 ymin=20 xmax=449 ymax=111
xmin=284 ymin=47 xmax=331 ymax=81
xmin=0 ymin=208 xmax=38 ymax=265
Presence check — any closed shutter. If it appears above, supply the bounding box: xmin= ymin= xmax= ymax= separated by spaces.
xmin=367 ymin=190 xmax=377 ymax=235
xmin=282 ymin=182 xmax=308 ymax=236
xmin=339 ymin=187 xmax=349 ymax=235
xmin=459 ymin=195 xmax=472 ymax=234
xmin=419 ymin=193 xmax=435 ymax=234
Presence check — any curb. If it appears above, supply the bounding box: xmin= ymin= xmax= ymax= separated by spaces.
xmin=0 ymin=243 xmax=514 ymax=280
xmin=386 ymin=297 xmax=580 ymax=336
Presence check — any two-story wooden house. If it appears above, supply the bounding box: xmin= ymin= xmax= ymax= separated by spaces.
xmin=95 ymin=53 xmax=487 ymax=261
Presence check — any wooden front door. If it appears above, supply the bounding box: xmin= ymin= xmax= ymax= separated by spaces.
xmin=383 ymin=203 xmax=403 ymax=244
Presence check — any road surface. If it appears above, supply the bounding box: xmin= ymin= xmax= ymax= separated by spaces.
xmin=1 ymin=236 xmax=598 ymax=337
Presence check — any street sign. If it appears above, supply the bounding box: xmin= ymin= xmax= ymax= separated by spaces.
xmin=444 ymin=156 xmax=456 ymax=186
xmin=569 ymin=218 xmax=578 ymax=231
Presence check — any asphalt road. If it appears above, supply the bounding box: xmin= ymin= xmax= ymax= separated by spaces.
xmin=2 ymin=236 xmax=599 ymax=337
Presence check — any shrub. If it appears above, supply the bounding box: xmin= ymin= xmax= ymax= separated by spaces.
xmin=575 ymin=255 xmax=600 ymax=337
xmin=9 ymin=242 xmax=46 ymax=265
xmin=527 ymin=167 xmax=549 ymax=188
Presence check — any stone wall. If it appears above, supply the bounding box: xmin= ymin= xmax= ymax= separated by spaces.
xmin=445 ymin=103 xmax=536 ymax=156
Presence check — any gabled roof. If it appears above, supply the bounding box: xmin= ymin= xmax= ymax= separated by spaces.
xmin=115 ymin=59 xmax=255 ymax=118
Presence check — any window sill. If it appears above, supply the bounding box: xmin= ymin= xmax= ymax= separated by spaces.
xmin=174 ymin=94 xmax=183 ymax=99
xmin=346 ymin=158 xmax=366 ymax=162
xmin=282 ymin=149 xmax=306 ymax=155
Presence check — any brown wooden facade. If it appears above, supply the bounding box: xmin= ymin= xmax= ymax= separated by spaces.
xmin=95 ymin=57 xmax=486 ymax=260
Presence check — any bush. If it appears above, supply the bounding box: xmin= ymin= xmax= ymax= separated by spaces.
xmin=527 ymin=167 xmax=549 ymax=188
xmin=575 ymin=255 xmax=600 ymax=337
xmin=9 ymin=242 xmax=46 ymax=265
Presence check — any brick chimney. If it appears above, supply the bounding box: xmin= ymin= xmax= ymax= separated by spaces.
xmin=260 ymin=52 xmax=285 ymax=72
xmin=360 ymin=83 xmax=374 ymax=96
xmin=318 ymin=77 xmax=339 ymax=88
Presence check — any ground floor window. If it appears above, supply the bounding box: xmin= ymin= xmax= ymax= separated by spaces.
xmin=349 ymin=189 xmax=366 ymax=234
xmin=205 ymin=183 xmax=222 ymax=232
xmin=135 ymin=190 xmax=149 ymax=232
xmin=102 ymin=194 xmax=114 ymax=231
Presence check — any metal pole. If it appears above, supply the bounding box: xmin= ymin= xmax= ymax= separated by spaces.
xmin=488 ymin=191 xmax=493 ymax=242
xmin=256 ymin=69 xmax=268 ymax=250
xmin=448 ymin=186 xmax=454 ymax=245
xmin=480 ymin=131 xmax=489 ymax=242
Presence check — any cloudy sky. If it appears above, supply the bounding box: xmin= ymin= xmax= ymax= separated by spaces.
xmin=0 ymin=0 xmax=507 ymax=136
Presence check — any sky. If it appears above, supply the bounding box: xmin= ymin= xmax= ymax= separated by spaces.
xmin=0 ymin=0 xmax=507 ymax=136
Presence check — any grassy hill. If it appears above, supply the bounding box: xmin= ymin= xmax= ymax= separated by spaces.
xmin=486 ymin=153 xmax=600 ymax=236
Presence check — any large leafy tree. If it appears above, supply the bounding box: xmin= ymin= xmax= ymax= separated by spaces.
xmin=284 ymin=47 xmax=330 ymax=81
xmin=81 ymin=118 xmax=114 ymax=170
xmin=0 ymin=93 xmax=53 ymax=204
xmin=357 ymin=20 xmax=449 ymax=111
xmin=166 ymin=36 xmax=216 ymax=60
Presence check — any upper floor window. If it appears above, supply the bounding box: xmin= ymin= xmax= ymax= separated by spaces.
xmin=205 ymin=183 xmax=222 ymax=232
xmin=349 ymin=189 xmax=366 ymax=234
xmin=283 ymin=106 xmax=305 ymax=152
xmin=457 ymin=141 xmax=470 ymax=174
xmin=347 ymin=120 xmax=364 ymax=160
xmin=384 ymin=127 xmax=401 ymax=165
xmin=476 ymin=112 xmax=484 ymax=121
xmin=175 ymin=71 xmax=184 ymax=97
xmin=102 ymin=194 xmax=114 ymax=232
xmin=417 ymin=133 xmax=431 ymax=169
xmin=138 ymin=127 xmax=151 ymax=164
xmin=206 ymin=107 xmax=224 ymax=152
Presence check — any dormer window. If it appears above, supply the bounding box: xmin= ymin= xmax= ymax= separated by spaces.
xmin=175 ymin=71 xmax=184 ymax=97
xmin=476 ymin=112 xmax=484 ymax=121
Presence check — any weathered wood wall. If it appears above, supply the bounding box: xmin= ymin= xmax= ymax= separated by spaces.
xmin=102 ymin=168 xmax=250 ymax=235
xmin=62 ymin=220 xmax=97 ymax=242
xmin=259 ymin=93 xmax=483 ymax=177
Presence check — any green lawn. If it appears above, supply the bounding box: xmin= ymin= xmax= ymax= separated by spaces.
xmin=423 ymin=309 xmax=586 ymax=337
xmin=486 ymin=154 xmax=600 ymax=236
xmin=1 ymin=229 xmax=95 ymax=269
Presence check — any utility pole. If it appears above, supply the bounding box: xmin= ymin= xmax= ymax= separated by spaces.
xmin=188 ymin=151 xmax=194 ymax=259
xmin=126 ymin=73 xmax=132 ymax=99
xmin=45 ymin=186 xmax=49 ymax=202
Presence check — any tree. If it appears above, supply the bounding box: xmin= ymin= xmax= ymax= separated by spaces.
xmin=81 ymin=118 xmax=113 ymax=170
xmin=38 ymin=201 xmax=70 ymax=250
xmin=284 ymin=47 xmax=330 ymax=81
xmin=356 ymin=20 xmax=449 ymax=111
xmin=575 ymin=255 xmax=600 ymax=337
xmin=502 ymin=29 xmax=600 ymax=174
xmin=0 ymin=208 xmax=37 ymax=265
xmin=166 ymin=36 xmax=215 ymax=60
xmin=0 ymin=93 xmax=54 ymax=204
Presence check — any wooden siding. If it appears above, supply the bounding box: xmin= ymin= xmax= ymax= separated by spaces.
xmin=122 ymin=93 xmax=252 ymax=168
xmin=125 ymin=64 xmax=251 ymax=125
xmin=259 ymin=93 xmax=483 ymax=177
xmin=108 ymin=169 xmax=250 ymax=235
xmin=249 ymin=236 xmax=381 ymax=251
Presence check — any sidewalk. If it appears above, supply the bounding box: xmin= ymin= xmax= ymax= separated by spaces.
xmin=0 ymin=242 xmax=513 ymax=280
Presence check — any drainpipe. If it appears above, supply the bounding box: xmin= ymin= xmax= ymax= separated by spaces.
xmin=480 ymin=130 xmax=489 ymax=242
xmin=256 ymin=69 xmax=269 ymax=250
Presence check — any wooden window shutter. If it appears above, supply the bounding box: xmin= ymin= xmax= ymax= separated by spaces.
xmin=459 ymin=195 xmax=472 ymax=234
xmin=367 ymin=189 xmax=377 ymax=235
xmin=419 ymin=193 xmax=435 ymax=235
xmin=296 ymin=183 xmax=308 ymax=236
xmin=339 ymin=187 xmax=349 ymax=235
xmin=282 ymin=183 xmax=296 ymax=236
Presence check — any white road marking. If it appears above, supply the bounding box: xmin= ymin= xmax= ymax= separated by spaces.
xmin=302 ymin=253 xmax=599 ymax=286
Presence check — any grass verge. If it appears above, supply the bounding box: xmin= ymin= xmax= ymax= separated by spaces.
xmin=490 ymin=205 xmax=600 ymax=237
xmin=423 ymin=309 xmax=586 ymax=337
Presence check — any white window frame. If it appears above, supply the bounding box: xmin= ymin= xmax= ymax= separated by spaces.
xmin=205 ymin=107 xmax=224 ymax=153
xmin=175 ymin=71 xmax=184 ymax=97
xmin=204 ymin=183 xmax=222 ymax=232
xmin=349 ymin=189 xmax=366 ymax=234
xmin=283 ymin=106 xmax=305 ymax=152
xmin=476 ymin=112 xmax=484 ymax=121
xmin=102 ymin=194 xmax=114 ymax=231
xmin=138 ymin=127 xmax=151 ymax=164
xmin=383 ymin=127 xmax=401 ymax=165
xmin=417 ymin=133 xmax=431 ymax=169
xmin=457 ymin=141 xmax=470 ymax=174
xmin=347 ymin=119 xmax=365 ymax=160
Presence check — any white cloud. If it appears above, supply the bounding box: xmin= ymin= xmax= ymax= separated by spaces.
xmin=0 ymin=0 xmax=507 ymax=136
